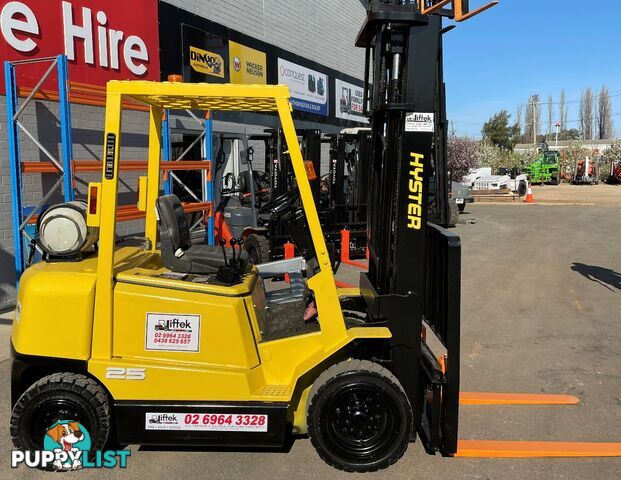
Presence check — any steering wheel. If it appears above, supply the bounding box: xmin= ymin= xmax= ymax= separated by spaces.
xmin=259 ymin=187 xmax=300 ymax=214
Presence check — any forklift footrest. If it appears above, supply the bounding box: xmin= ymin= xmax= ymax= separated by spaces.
xmin=456 ymin=440 xmax=621 ymax=458
xmin=459 ymin=392 xmax=579 ymax=406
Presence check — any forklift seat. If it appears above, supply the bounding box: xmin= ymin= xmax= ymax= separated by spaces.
xmin=156 ymin=195 xmax=248 ymax=274
xmin=238 ymin=170 xmax=259 ymax=203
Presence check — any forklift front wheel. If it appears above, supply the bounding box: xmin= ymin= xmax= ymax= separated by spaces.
xmin=10 ymin=373 xmax=111 ymax=462
xmin=244 ymin=234 xmax=270 ymax=264
xmin=306 ymin=360 xmax=413 ymax=472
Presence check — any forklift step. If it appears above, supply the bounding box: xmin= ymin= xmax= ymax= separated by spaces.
xmin=456 ymin=440 xmax=621 ymax=458
xmin=459 ymin=392 xmax=579 ymax=406
xmin=253 ymin=384 xmax=290 ymax=397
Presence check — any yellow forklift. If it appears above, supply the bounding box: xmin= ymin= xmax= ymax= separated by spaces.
xmin=10 ymin=0 xmax=621 ymax=473
xmin=10 ymin=81 xmax=424 ymax=472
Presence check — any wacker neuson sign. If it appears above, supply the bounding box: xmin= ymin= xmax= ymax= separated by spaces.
xmin=229 ymin=40 xmax=266 ymax=84
xmin=0 ymin=0 xmax=160 ymax=90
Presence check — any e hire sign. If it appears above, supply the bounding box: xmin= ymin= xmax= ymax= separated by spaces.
xmin=0 ymin=0 xmax=159 ymax=90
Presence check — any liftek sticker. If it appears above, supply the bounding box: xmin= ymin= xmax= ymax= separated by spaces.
xmin=145 ymin=413 xmax=268 ymax=432
xmin=145 ymin=313 xmax=200 ymax=352
xmin=405 ymin=113 xmax=435 ymax=132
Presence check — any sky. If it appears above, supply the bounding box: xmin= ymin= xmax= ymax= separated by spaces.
xmin=442 ymin=0 xmax=621 ymax=138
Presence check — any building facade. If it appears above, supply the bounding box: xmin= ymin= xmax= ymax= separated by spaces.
xmin=0 ymin=0 xmax=368 ymax=309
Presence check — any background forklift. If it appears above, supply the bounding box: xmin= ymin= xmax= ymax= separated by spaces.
xmin=322 ymin=128 xmax=371 ymax=260
xmin=211 ymin=128 xmax=325 ymax=263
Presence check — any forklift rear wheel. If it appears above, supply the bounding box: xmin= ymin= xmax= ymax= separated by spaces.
xmin=307 ymin=360 xmax=413 ymax=472
xmin=458 ymin=203 xmax=465 ymax=213
xmin=244 ymin=234 xmax=270 ymax=264
xmin=10 ymin=373 xmax=111 ymax=457
xmin=518 ymin=181 xmax=528 ymax=196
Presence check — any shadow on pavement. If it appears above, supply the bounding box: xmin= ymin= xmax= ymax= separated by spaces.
xmin=571 ymin=262 xmax=621 ymax=292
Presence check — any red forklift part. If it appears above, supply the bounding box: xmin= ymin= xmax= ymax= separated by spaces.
xmin=284 ymin=242 xmax=295 ymax=283
xmin=214 ymin=211 xmax=234 ymax=244
xmin=335 ymin=281 xmax=356 ymax=288
xmin=340 ymin=229 xmax=368 ymax=269
xmin=459 ymin=392 xmax=580 ymax=406
xmin=304 ymin=160 xmax=318 ymax=180
xmin=456 ymin=440 xmax=621 ymax=458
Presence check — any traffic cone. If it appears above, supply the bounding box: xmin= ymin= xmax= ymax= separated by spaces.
xmin=524 ymin=187 xmax=535 ymax=204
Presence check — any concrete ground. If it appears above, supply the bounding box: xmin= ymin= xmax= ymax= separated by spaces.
xmin=2 ymin=203 xmax=620 ymax=479
xmin=527 ymin=183 xmax=619 ymax=205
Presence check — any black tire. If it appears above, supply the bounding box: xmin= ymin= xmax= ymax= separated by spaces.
xmin=11 ymin=373 xmax=111 ymax=458
xmin=518 ymin=181 xmax=528 ymax=196
xmin=307 ymin=360 xmax=413 ymax=473
xmin=244 ymin=234 xmax=270 ymax=264
xmin=458 ymin=202 xmax=466 ymax=213
xmin=552 ymin=174 xmax=560 ymax=185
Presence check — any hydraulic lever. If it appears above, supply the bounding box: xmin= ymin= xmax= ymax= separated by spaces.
xmin=219 ymin=237 xmax=229 ymax=266
xmin=230 ymin=238 xmax=238 ymax=267
xmin=216 ymin=237 xmax=244 ymax=285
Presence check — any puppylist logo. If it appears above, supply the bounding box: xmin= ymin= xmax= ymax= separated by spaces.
xmin=11 ymin=420 xmax=130 ymax=470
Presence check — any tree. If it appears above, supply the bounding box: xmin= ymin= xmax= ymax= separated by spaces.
xmin=580 ymin=88 xmax=595 ymax=140
xmin=447 ymin=136 xmax=478 ymax=181
xmin=524 ymin=95 xmax=541 ymax=144
xmin=600 ymin=141 xmax=621 ymax=180
xmin=481 ymin=110 xmax=519 ymax=150
xmin=475 ymin=141 xmax=502 ymax=171
xmin=560 ymin=142 xmax=590 ymax=178
xmin=515 ymin=104 xmax=523 ymax=138
xmin=559 ymin=90 xmax=567 ymax=139
xmin=562 ymin=128 xmax=581 ymax=140
xmin=598 ymin=85 xmax=615 ymax=139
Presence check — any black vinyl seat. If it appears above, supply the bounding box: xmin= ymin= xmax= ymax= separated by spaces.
xmin=156 ymin=195 xmax=248 ymax=274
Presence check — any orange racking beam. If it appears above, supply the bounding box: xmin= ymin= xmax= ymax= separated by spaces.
xmin=22 ymin=160 xmax=211 ymax=174
xmin=28 ymin=202 xmax=210 ymax=224
xmin=18 ymin=83 xmax=148 ymax=111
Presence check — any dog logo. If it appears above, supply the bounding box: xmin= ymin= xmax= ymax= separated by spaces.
xmin=43 ymin=420 xmax=91 ymax=470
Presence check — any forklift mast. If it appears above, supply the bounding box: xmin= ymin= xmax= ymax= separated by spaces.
xmin=356 ymin=0 xmax=465 ymax=454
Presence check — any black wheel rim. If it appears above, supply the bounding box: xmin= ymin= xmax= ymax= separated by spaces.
xmin=322 ymin=383 xmax=399 ymax=461
xmin=248 ymin=247 xmax=259 ymax=265
xmin=24 ymin=395 xmax=92 ymax=450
